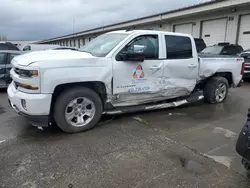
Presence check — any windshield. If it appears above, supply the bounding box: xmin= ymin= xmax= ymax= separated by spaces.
xmin=79 ymin=33 xmax=128 ymax=57
xmin=201 ymin=46 xmax=223 ymax=54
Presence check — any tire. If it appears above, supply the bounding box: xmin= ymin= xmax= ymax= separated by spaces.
xmin=54 ymin=87 xmax=103 ymax=133
xmin=204 ymin=77 xmax=229 ymax=104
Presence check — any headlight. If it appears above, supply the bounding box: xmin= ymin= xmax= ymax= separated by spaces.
xmin=15 ymin=68 xmax=38 ymax=77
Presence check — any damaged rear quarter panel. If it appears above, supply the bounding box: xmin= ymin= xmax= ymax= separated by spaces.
xmin=198 ymin=57 xmax=243 ymax=86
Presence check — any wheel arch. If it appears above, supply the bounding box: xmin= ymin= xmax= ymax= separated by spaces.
xmin=197 ymin=72 xmax=233 ymax=90
xmin=49 ymin=82 xmax=107 ymax=119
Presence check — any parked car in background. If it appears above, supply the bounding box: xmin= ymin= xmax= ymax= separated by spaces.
xmin=236 ymin=108 xmax=250 ymax=173
xmin=8 ymin=30 xmax=244 ymax=133
xmin=0 ymin=50 xmax=25 ymax=88
xmin=194 ymin=38 xmax=206 ymax=52
xmin=0 ymin=42 xmax=20 ymax=51
xmin=201 ymin=43 xmax=243 ymax=55
xmin=22 ymin=44 xmax=61 ymax=51
xmin=239 ymin=49 xmax=250 ymax=81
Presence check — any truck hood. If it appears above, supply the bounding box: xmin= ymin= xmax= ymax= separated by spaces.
xmin=12 ymin=50 xmax=93 ymax=66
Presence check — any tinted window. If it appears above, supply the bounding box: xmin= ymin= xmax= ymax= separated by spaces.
xmin=23 ymin=45 xmax=31 ymax=51
xmin=165 ymin=35 xmax=193 ymax=59
xmin=222 ymin=46 xmax=235 ymax=55
xmin=0 ymin=53 xmax=6 ymax=64
xmin=123 ymin=35 xmax=159 ymax=59
xmin=194 ymin=38 xmax=206 ymax=52
xmin=0 ymin=43 xmax=19 ymax=50
xmin=222 ymin=46 xmax=243 ymax=55
xmin=202 ymin=46 xmax=223 ymax=54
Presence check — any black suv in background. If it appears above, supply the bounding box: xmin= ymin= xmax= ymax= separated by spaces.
xmin=194 ymin=38 xmax=207 ymax=52
xmin=0 ymin=50 xmax=24 ymax=88
xmin=239 ymin=49 xmax=250 ymax=81
xmin=201 ymin=43 xmax=243 ymax=55
xmin=0 ymin=42 xmax=20 ymax=51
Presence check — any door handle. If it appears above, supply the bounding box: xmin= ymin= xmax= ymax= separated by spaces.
xmin=188 ymin=64 xmax=197 ymax=68
xmin=150 ymin=65 xmax=162 ymax=70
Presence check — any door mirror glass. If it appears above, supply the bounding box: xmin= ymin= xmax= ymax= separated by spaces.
xmin=118 ymin=51 xmax=145 ymax=62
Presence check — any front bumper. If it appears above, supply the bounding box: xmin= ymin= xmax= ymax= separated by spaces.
xmin=7 ymin=82 xmax=52 ymax=127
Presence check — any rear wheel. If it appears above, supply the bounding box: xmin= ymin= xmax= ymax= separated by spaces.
xmin=54 ymin=87 xmax=103 ymax=133
xmin=204 ymin=77 xmax=229 ymax=104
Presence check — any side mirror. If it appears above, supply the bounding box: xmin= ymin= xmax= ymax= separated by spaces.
xmin=133 ymin=45 xmax=146 ymax=53
xmin=121 ymin=51 xmax=145 ymax=62
xmin=116 ymin=44 xmax=146 ymax=62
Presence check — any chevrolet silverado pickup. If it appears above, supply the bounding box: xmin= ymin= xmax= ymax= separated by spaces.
xmin=7 ymin=30 xmax=244 ymax=133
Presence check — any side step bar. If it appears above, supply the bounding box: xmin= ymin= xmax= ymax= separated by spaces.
xmin=105 ymin=92 xmax=204 ymax=115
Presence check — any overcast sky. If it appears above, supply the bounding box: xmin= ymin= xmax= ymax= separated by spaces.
xmin=0 ymin=0 xmax=210 ymax=41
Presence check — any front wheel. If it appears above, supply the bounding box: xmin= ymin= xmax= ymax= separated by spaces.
xmin=204 ymin=77 xmax=229 ymax=104
xmin=54 ymin=87 xmax=103 ymax=133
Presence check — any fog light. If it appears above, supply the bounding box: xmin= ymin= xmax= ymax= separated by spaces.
xmin=21 ymin=99 xmax=27 ymax=110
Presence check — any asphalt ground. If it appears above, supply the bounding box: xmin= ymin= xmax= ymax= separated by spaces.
xmin=0 ymin=83 xmax=250 ymax=188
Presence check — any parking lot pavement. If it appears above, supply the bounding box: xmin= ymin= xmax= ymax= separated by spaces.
xmin=0 ymin=84 xmax=250 ymax=187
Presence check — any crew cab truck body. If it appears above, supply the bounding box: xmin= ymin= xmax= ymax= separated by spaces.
xmin=7 ymin=30 xmax=244 ymax=133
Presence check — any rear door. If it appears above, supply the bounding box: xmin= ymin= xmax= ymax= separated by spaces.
xmin=162 ymin=35 xmax=199 ymax=98
xmin=0 ymin=53 xmax=7 ymax=88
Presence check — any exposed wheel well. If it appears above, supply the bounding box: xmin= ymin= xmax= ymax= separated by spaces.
xmin=197 ymin=72 xmax=233 ymax=90
xmin=49 ymin=82 xmax=107 ymax=119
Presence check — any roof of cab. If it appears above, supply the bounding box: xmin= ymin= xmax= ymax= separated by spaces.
xmin=109 ymin=29 xmax=192 ymax=37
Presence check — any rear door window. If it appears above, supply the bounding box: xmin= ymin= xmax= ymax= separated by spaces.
xmin=165 ymin=35 xmax=193 ymax=59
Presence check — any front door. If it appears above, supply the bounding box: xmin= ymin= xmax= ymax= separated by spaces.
xmin=112 ymin=34 xmax=164 ymax=106
xmin=0 ymin=53 xmax=7 ymax=88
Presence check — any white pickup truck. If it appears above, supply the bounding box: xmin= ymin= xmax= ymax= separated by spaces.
xmin=8 ymin=30 xmax=244 ymax=133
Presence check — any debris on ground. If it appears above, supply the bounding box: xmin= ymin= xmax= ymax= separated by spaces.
xmin=133 ymin=116 xmax=148 ymax=124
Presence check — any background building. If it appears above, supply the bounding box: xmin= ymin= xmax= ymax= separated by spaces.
xmin=38 ymin=0 xmax=250 ymax=50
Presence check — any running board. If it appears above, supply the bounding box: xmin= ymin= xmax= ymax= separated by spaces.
xmin=104 ymin=93 xmax=204 ymax=115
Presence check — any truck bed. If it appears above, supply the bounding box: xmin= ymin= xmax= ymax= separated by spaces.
xmin=198 ymin=53 xmax=239 ymax=58
xmin=198 ymin=53 xmax=243 ymax=87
